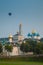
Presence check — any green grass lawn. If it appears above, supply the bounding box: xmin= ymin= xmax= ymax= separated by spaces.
xmin=0 ymin=55 xmax=43 ymax=65
xmin=0 ymin=61 xmax=43 ymax=65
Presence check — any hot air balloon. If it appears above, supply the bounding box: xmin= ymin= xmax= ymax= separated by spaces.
xmin=8 ymin=12 xmax=12 ymax=16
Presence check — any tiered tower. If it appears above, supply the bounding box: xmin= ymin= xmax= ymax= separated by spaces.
xmin=19 ymin=23 xmax=22 ymax=35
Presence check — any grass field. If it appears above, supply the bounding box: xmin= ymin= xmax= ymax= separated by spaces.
xmin=0 ymin=61 xmax=43 ymax=65
xmin=0 ymin=55 xmax=43 ymax=65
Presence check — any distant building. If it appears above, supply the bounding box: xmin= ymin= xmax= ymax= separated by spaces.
xmin=0 ymin=23 xmax=24 ymax=56
xmin=0 ymin=23 xmax=24 ymax=44
xmin=28 ymin=29 xmax=41 ymax=40
xmin=9 ymin=34 xmax=13 ymax=43
xmin=13 ymin=23 xmax=24 ymax=44
xmin=0 ymin=24 xmax=42 ymax=56
xmin=13 ymin=32 xmax=24 ymax=44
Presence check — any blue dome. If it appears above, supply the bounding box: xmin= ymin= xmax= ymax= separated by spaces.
xmin=28 ymin=33 xmax=31 ymax=37
xmin=36 ymin=33 xmax=40 ymax=36
xmin=32 ymin=33 xmax=37 ymax=36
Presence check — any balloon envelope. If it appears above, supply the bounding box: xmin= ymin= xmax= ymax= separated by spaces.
xmin=8 ymin=12 xmax=12 ymax=16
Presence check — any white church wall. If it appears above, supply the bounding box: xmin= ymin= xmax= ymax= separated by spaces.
xmin=10 ymin=46 xmax=19 ymax=56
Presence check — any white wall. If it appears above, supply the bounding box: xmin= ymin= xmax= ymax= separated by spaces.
xmin=10 ymin=46 xmax=19 ymax=56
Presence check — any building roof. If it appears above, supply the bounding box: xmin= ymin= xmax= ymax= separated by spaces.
xmin=13 ymin=33 xmax=23 ymax=37
xmin=0 ymin=38 xmax=9 ymax=41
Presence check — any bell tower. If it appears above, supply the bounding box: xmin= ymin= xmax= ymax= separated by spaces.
xmin=19 ymin=23 xmax=22 ymax=35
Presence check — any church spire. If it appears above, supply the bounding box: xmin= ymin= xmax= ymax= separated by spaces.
xmin=19 ymin=23 xmax=22 ymax=35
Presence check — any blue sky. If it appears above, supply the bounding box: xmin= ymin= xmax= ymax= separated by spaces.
xmin=0 ymin=0 xmax=43 ymax=38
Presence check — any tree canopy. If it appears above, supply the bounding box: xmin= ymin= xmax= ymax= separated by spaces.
xmin=20 ymin=39 xmax=43 ymax=54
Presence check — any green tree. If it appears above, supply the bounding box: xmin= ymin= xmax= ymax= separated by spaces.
xmin=20 ymin=39 xmax=43 ymax=55
xmin=26 ymin=40 xmax=37 ymax=52
xmin=5 ymin=44 xmax=13 ymax=52
xmin=20 ymin=42 xmax=29 ymax=53
xmin=34 ymin=42 xmax=43 ymax=54
xmin=0 ymin=43 xmax=3 ymax=53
